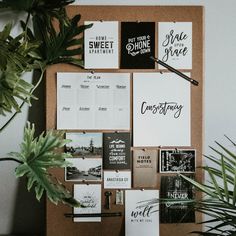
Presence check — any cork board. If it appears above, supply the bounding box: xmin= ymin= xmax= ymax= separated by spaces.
xmin=46 ymin=5 xmax=204 ymax=236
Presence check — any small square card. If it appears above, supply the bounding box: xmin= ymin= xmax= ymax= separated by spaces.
xmin=104 ymin=171 xmax=131 ymax=189
xmin=103 ymin=132 xmax=131 ymax=170
xmin=160 ymin=149 xmax=196 ymax=173
xmin=74 ymin=184 xmax=101 ymax=222
xmin=84 ymin=21 xmax=119 ymax=69
xmin=121 ymin=22 xmax=155 ymax=69
xmin=158 ymin=22 xmax=192 ymax=69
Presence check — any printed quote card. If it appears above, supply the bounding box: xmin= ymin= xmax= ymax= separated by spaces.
xmin=104 ymin=171 xmax=131 ymax=189
xmin=158 ymin=22 xmax=192 ymax=69
xmin=133 ymin=149 xmax=158 ymax=188
xmin=103 ymin=132 xmax=131 ymax=170
xmin=121 ymin=22 xmax=155 ymax=69
xmin=57 ymin=72 xmax=130 ymax=130
xmin=160 ymin=175 xmax=195 ymax=223
xmin=84 ymin=21 xmax=119 ymax=69
xmin=125 ymin=190 xmax=159 ymax=236
xmin=133 ymin=72 xmax=190 ymax=147
xmin=74 ymin=184 xmax=101 ymax=222
xmin=160 ymin=149 xmax=196 ymax=173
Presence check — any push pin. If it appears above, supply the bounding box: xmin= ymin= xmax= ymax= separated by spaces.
xmin=105 ymin=191 xmax=112 ymax=209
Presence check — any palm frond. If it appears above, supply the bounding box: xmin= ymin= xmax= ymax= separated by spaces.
xmin=180 ymin=137 xmax=236 ymax=235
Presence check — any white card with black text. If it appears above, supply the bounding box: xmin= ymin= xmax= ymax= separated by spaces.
xmin=84 ymin=21 xmax=119 ymax=69
xmin=74 ymin=184 xmax=101 ymax=222
xmin=104 ymin=171 xmax=131 ymax=189
xmin=57 ymin=72 xmax=130 ymax=130
xmin=125 ymin=190 xmax=159 ymax=236
xmin=133 ymin=72 xmax=190 ymax=147
xmin=158 ymin=22 xmax=192 ymax=69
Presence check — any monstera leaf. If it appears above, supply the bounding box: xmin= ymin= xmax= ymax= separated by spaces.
xmin=11 ymin=122 xmax=80 ymax=207
xmin=33 ymin=14 xmax=92 ymax=66
xmin=0 ymin=64 xmax=36 ymax=116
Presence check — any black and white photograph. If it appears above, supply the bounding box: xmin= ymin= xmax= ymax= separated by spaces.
xmin=65 ymin=132 xmax=102 ymax=157
xmin=160 ymin=149 xmax=196 ymax=173
xmin=160 ymin=175 xmax=195 ymax=223
xmin=65 ymin=158 xmax=102 ymax=181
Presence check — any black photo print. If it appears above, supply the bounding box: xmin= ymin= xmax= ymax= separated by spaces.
xmin=160 ymin=175 xmax=195 ymax=223
xmin=103 ymin=132 xmax=131 ymax=169
xmin=160 ymin=149 xmax=196 ymax=173
xmin=121 ymin=22 xmax=155 ymax=69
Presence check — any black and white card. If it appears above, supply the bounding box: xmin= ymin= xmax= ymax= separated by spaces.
xmin=65 ymin=132 xmax=102 ymax=158
xmin=160 ymin=175 xmax=195 ymax=223
xmin=121 ymin=22 xmax=155 ymax=69
xmin=103 ymin=132 xmax=131 ymax=170
xmin=65 ymin=158 xmax=102 ymax=182
xmin=160 ymin=149 xmax=196 ymax=173
xmin=74 ymin=184 xmax=101 ymax=222
xmin=84 ymin=21 xmax=119 ymax=69
xmin=158 ymin=22 xmax=192 ymax=69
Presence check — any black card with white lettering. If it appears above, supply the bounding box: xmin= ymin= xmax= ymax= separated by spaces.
xmin=103 ymin=132 xmax=131 ymax=169
xmin=160 ymin=175 xmax=195 ymax=223
xmin=121 ymin=22 xmax=155 ymax=69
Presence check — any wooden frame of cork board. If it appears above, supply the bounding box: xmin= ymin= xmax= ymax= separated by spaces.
xmin=46 ymin=5 xmax=204 ymax=236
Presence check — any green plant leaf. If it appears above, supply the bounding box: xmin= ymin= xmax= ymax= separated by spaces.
xmin=33 ymin=13 xmax=92 ymax=66
xmin=12 ymin=122 xmax=80 ymax=207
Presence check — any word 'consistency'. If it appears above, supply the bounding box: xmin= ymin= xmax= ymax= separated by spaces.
xmin=141 ymin=101 xmax=184 ymax=118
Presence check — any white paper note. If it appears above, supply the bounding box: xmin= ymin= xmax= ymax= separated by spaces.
xmin=57 ymin=73 xmax=130 ymax=130
xmin=133 ymin=72 xmax=190 ymax=147
xmin=74 ymin=184 xmax=101 ymax=222
xmin=84 ymin=21 xmax=119 ymax=69
xmin=125 ymin=190 xmax=159 ymax=236
xmin=158 ymin=22 xmax=192 ymax=69
xmin=104 ymin=171 xmax=131 ymax=189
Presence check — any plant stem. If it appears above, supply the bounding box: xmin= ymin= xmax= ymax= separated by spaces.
xmin=0 ymin=158 xmax=23 ymax=164
xmin=0 ymin=67 xmax=46 ymax=133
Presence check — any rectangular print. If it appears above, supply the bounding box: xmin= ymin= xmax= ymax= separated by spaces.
xmin=65 ymin=132 xmax=102 ymax=158
xmin=104 ymin=171 xmax=131 ymax=189
xmin=160 ymin=149 xmax=196 ymax=173
xmin=121 ymin=22 xmax=155 ymax=69
xmin=57 ymin=72 xmax=130 ymax=130
xmin=125 ymin=190 xmax=159 ymax=236
xmin=158 ymin=22 xmax=192 ymax=69
xmin=103 ymin=132 xmax=131 ymax=170
xmin=133 ymin=72 xmax=190 ymax=147
xmin=84 ymin=21 xmax=119 ymax=69
xmin=65 ymin=158 xmax=102 ymax=182
xmin=160 ymin=175 xmax=195 ymax=223
xmin=74 ymin=184 xmax=101 ymax=222
xmin=133 ymin=149 xmax=157 ymax=188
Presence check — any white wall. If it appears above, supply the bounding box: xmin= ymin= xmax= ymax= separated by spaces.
xmin=0 ymin=0 xmax=236 ymax=234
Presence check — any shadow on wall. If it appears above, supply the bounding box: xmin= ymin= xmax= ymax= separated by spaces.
xmin=10 ymin=70 xmax=46 ymax=236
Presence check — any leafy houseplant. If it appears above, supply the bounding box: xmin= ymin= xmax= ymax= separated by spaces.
xmin=0 ymin=0 xmax=92 ymax=206
xmin=181 ymin=136 xmax=236 ymax=235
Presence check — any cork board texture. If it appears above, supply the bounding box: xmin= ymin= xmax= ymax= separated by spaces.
xmin=46 ymin=5 xmax=204 ymax=236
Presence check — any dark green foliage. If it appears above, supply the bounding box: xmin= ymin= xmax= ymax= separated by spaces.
xmin=181 ymin=136 xmax=236 ymax=235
